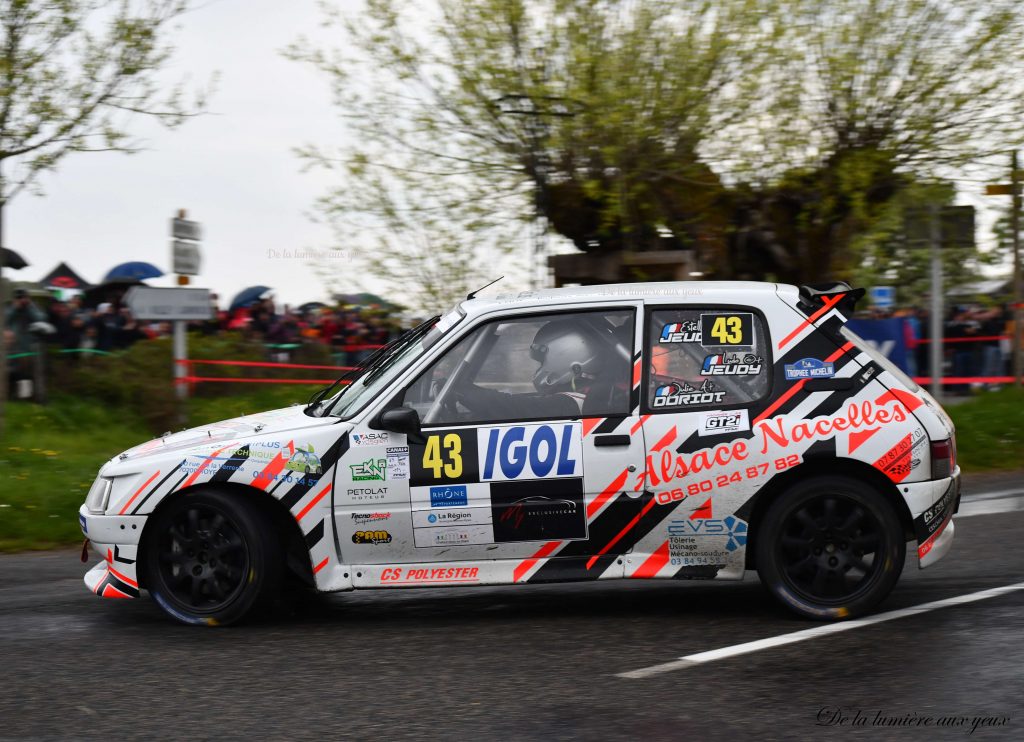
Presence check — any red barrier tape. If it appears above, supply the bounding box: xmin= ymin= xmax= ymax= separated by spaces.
xmin=911 ymin=376 xmax=1018 ymax=384
xmin=178 ymin=377 xmax=352 ymax=385
xmin=916 ymin=336 xmax=1008 ymax=344
xmin=177 ymin=359 xmax=353 ymax=371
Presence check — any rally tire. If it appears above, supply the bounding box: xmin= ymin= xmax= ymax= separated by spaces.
xmin=143 ymin=489 xmax=282 ymax=626
xmin=756 ymin=475 xmax=905 ymax=620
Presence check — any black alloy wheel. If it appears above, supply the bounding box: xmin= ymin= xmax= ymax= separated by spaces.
xmin=757 ymin=476 xmax=905 ymax=620
xmin=145 ymin=490 xmax=281 ymax=626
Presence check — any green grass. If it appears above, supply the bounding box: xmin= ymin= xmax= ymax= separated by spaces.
xmin=0 ymin=384 xmax=1020 ymax=551
xmin=947 ymin=387 xmax=1024 ymax=472
xmin=0 ymin=387 xmax=311 ymax=552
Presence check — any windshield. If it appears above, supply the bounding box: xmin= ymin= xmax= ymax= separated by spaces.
xmin=322 ymin=337 xmax=434 ymax=420
xmin=840 ymin=325 xmax=920 ymax=392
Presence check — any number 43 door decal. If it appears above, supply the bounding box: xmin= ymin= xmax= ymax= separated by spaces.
xmin=701 ymin=312 xmax=753 ymax=347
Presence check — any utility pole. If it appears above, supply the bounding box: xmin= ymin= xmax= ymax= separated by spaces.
xmin=929 ymin=204 xmax=943 ymax=400
xmin=1013 ymin=151 xmax=1022 ymax=387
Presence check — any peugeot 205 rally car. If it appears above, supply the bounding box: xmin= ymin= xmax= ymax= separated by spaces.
xmin=79 ymin=281 xmax=960 ymax=625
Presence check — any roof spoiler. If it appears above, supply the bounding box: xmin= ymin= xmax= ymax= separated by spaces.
xmin=797 ymin=282 xmax=865 ymax=319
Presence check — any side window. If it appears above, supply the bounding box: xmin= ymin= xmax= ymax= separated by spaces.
xmin=646 ymin=307 xmax=770 ymax=411
xmin=400 ymin=309 xmax=635 ymax=426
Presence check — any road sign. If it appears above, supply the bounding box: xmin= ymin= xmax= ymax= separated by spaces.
xmin=125 ymin=287 xmax=212 ymax=321
xmin=172 ymin=239 xmax=201 ymax=275
xmin=171 ymin=218 xmax=202 ymax=241
xmin=869 ymin=286 xmax=896 ymax=309
xmin=905 ymin=205 xmax=975 ymax=247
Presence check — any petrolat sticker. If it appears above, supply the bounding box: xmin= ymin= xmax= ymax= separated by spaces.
xmin=698 ymin=409 xmax=750 ymax=437
xmin=346 ymin=486 xmax=388 ymax=501
xmin=784 ymin=358 xmax=836 ymax=380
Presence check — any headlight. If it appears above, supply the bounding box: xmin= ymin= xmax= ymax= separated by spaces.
xmin=85 ymin=477 xmax=113 ymax=514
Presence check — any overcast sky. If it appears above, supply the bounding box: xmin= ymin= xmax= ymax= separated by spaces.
xmin=8 ymin=0 xmax=365 ymax=309
xmin=5 ymin=0 xmax=1008 ymax=309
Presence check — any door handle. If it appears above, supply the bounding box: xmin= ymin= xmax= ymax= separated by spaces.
xmin=593 ymin=434 xmax=631 ymax=447
xmin=804 ymin=377 xmax=854 ymax=392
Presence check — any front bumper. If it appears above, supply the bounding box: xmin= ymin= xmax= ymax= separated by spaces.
xmin=79 ymin=505 xmax=144 ymax=599
xmin=903 ymin=468 xmax=961 ymax=569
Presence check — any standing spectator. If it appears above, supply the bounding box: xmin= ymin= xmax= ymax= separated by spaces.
xmin=5 ymin=289 xmax=45 ymax=354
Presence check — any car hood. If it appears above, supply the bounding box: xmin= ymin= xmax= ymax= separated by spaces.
xmin=109 ymin=406 xmax=339 ymax=468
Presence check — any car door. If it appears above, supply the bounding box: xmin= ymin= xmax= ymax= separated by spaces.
xmin=344 ymin=305 xmax=648 ymax=585
xmin=625 ymin=304 xmax=774 ymax=580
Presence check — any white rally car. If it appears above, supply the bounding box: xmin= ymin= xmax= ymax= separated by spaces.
xmin=79 ymin=282 xmax=960 ymax=625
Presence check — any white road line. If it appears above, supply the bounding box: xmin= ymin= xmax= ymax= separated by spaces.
xmin=616 ymin=581 xmax=1024 ymax=679
xmin=960 ymin=488 xmax=1024 ymax=503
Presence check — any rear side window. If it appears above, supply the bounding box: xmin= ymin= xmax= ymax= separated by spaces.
xmin=646 ymin=308 xmax=771 ymax=411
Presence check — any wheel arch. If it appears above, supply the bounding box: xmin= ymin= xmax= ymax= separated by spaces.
xmin=740 ymin=456 xmax=914 ymax=570
xmin=136 ymin=482 xmax=315 ymax=590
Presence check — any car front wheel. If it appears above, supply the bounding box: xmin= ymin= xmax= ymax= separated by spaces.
xmin=143 ymin=489 xmax=281 ymax=626
xmin=756 ymin=475 xmax=905 ymax=620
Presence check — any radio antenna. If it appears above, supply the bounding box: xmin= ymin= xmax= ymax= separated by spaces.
xmin=466 ymin=276 xmax=504 ymax=300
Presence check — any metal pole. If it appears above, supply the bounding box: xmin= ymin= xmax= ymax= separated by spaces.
xmin=173 ymin=319 xmax=188 ymax=425
xmin=1012 ymin=151 xmax=1022 ymax=387
xmin=929 ymin=203 xmax=943 ymax=400
xmin=0 ymin=165 xmax=7 ymax=439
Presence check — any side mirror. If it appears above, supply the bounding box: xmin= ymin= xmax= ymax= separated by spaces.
xmin=378 ymin=406 xmax=422 ymax=438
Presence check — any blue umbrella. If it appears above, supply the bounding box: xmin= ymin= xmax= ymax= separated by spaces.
xmin=229 ymin=285 xmax=272 ymax=311
xmin=103 ymin=261 xmax=163 ymax=282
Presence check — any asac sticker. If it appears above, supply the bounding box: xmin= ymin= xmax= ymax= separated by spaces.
xmin=351 ymin=432 xmax=391 ymax=447
xmin=479 ymin=423 xmax=582 ymax=482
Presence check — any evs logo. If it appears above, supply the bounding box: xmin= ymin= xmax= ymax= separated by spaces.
xmin=480 ymin=423 xmax=582 ymax=481
xmin=667 ymin=515 xmax=748 ymax=551
xmin=430 ymin=485 xmax=468 ymax=508
xmin=784 ymin=357 xmax=836 ymax=380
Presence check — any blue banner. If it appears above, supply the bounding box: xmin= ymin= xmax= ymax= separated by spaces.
xmin=845 ymin=318 xmax=911 ymax=374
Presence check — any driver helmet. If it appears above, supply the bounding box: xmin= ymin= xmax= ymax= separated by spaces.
xmin=529 ymin=319 xmax=606 ymax=393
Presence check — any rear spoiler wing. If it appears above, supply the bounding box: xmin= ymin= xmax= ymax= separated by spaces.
xmin=797 ymin=282 xmax=866 ymax=320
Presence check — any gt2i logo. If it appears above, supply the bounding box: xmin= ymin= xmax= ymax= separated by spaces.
xmin=423 ymin=433 xmax=463 ymax=480
xmin=660 ymin=321 xmax=700 ymax=344
xmin=698 ymin=409 xmax=749 ymax=437
xmin=700 ymin=313 xmax=752 ymax=347
xmin=667 ymin=515 xmax=748 ymax=552
xmin=352 ymin=529 xmax=392 ymax=545
xmin=701 ymin=353 xmax=762 ymax=376
xmin=481 ymin=423 xmax=581 ymax=481
xmin=652 ymin=379 xmax=725 ymax=408
xmin=350 ymin=458 xmax=386 ymax=481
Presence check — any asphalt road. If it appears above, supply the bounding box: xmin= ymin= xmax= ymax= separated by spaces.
xmin=2 ymin=474 xmax=1022 ymax=741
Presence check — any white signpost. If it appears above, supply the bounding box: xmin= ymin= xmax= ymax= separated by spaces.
xmin=125 ymin=287 xmax=212 ymax=321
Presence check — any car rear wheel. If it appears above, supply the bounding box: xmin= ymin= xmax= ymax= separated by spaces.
xmin=144 ymin=490 xmax=281 ymax=626
xmin=756 ymin=475 xmax=905 ymax=620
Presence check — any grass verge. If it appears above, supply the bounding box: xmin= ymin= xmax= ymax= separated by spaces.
xmin=0 ymin=387 xmax=310 ymax=552
xmin=946 ymin=387 xmax=1024 ymax=472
